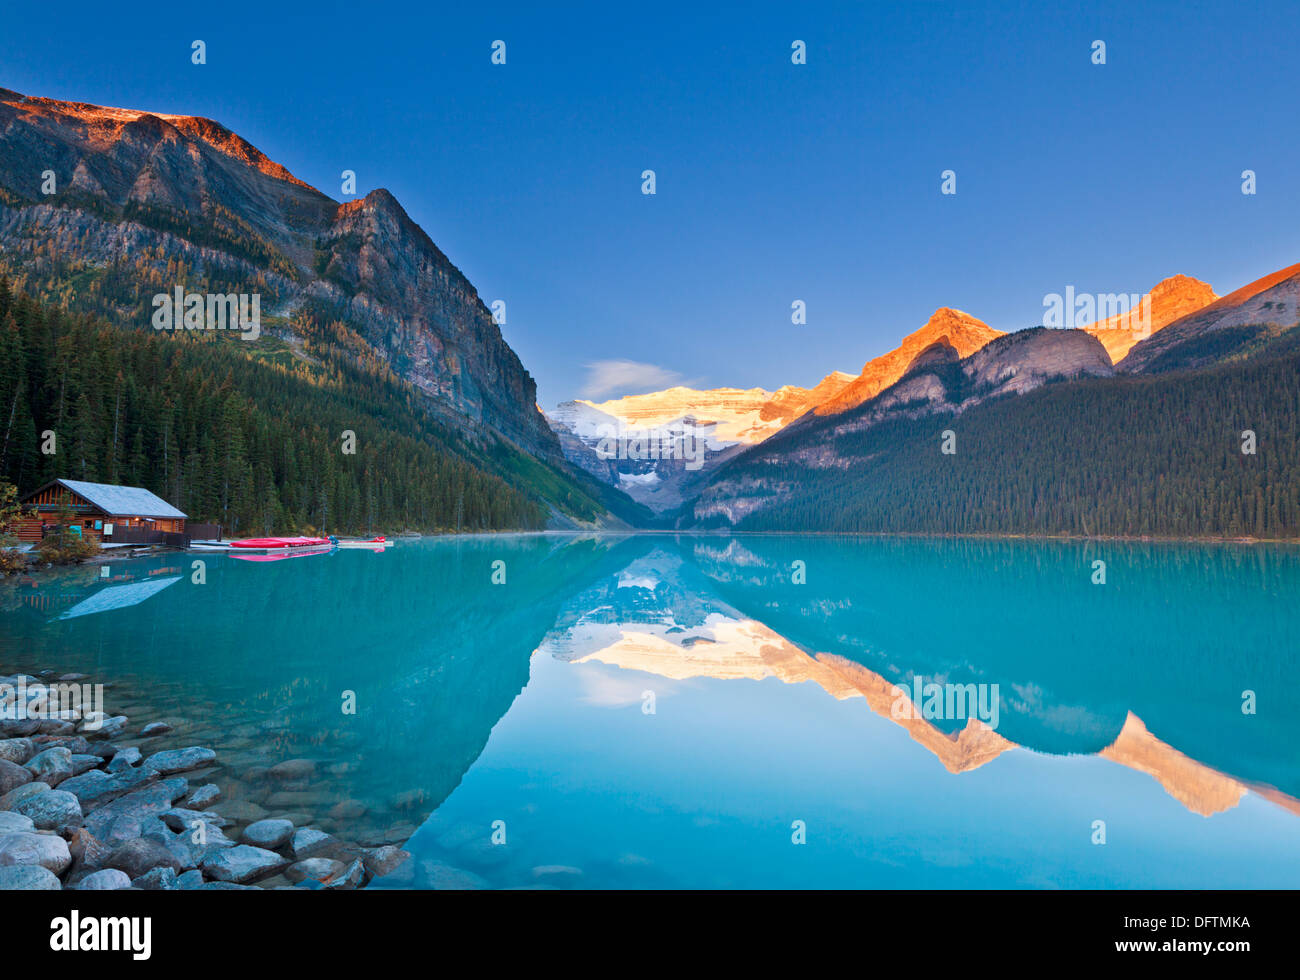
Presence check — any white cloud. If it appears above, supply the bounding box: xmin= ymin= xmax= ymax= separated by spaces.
xmin=580 ymin=359 xmax=687 ymax=400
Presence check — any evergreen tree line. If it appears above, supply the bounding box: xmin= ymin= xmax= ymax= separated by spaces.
xmin=724 ymin=338 xmax=1300 ymax=538
xmin=0 ymin=277 xmax=548 ymax=535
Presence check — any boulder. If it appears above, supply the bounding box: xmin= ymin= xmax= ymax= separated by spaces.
xmin=103 ymin=837 xmax=182 ymax=879
xmin=200 ymin=844 xmax=287 ymax=884
xmin=241 ymin=818 xmax=294 ymax=850
xmin=0 ymin=831 xmax=72 ymax=874
xmin=23 ymin=746 xmax=73 ymax=785
xmin=143 ymin=747 xmax=216 ymax=775
xmin=0 ymin=864 xmax=62 ymax=889
xmin=11 ymin=789 xmax=83 ymax=833
xmin=0 ymin=758 xmax=33 ymax=796
xmin=75 ymin=868 xmax=131 ymax=890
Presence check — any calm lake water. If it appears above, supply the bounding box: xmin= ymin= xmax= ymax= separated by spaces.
xmin=2 ymin=534 xmax=1298 ymax=888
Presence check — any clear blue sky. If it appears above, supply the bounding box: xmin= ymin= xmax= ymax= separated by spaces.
xmin=3 ymin=1 xmax=1297 ymax=407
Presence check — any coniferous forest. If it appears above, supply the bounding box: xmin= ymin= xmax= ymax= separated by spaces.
xmin=0 ymin=276 xmax=553 ymax=535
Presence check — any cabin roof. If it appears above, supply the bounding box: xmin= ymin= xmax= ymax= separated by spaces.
xmin=25 ymin=479 xmax=188 ymax=520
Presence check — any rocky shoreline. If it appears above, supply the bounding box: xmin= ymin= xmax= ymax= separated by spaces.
xmin=0 ymin=670 xmax=411 ymax=890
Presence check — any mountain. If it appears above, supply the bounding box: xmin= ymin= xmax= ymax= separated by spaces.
xmin=691 ymin=326 xmax=1115 ymax=526
xmin=815 ymin=307 xmax=1004 ymax=415
xmin=1080 ymin=274 xmax=1217 ymax=364
xmin=1118 ymin=263 xmax=1300 ymax=373
xmin=0 ymin=88 xmax=636 ymax=526
xmin=687 ymin=262 xmax=1300 ymax=538
xmin=546 ymin=372 xmax=853 ymax=510
xmin=0 ymin=89 xmax=560 ymax=457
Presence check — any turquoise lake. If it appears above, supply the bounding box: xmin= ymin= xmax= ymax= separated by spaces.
xmin=2 ymin=534 xmax=1298 ymax=888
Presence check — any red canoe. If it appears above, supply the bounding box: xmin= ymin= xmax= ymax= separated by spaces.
xmin=229 ymin=536 xmax=332 ymax=550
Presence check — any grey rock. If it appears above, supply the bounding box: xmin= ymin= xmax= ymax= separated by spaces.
xmin=241 ymin=818 xmax=293 ymax=849
xmin=183 ymin=784 xmax=220 ymax=809
xmin=363 ymin=845 xmax=411 ymax=879
xmin=0 ymin=738 xmax=35 ymax=765
xmin=0 ymin=812 xmax=36 ymax=835
xmin=143 ymin=747 xmax=215 ymax=775
xmin=106 ymin=747 xmax=142 ymax=772
xmin=0 ymin=758 xmax=32 ymax=796
xmin=82 ymin=779 xmax=186 ymax=840
xmin=0 ymin=864 xmax=62 ymax=889
xmin=11 ymin=789 xmax=83 ymax=833
xmin=83 ymin=715 xmax=127 ymax=738
xmin=0 ymin=719 xmax=40 ymax=738
xmin=200 ymin=844 xmax=287 ymax=884
xmin=321 ymin=857 xmax=365 ymax=890
xmin=60 ymin=765 xmax=159 ymax=807
xmin=132 ymin=866 xmax=178 ymax=890
xmin=285 ymin=857 xmax=345 ymax=883
xmin=199 ymin=880 xmax=254 ymax=890
xmin=159 ymin=808 xmax=228 ymax=833
xmin=288 ymin=827 xmax=334 ymax=860
xmin=140 ymin=722 xmax=172 ymax=737
xmin=176 ymin=869 xmax=205 ymax=889
xmin=0 ymin=831 xmax=72 ymax=874
xmin=23 ymin=746 xmax=72 ymax=785
xmin=68 ymin=754 xmax=101 ymax=777
xmin=104 ymin=837 xmax=182 ymax=879
xmin=75 ymin=868 xmax=131 ymax=890
xmin=0 ymin=781 xmax=49 ymax=810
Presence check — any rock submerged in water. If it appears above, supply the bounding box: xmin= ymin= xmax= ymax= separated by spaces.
xmin=144 ymin=747 xmax=216 ymax=775
xmin=140 ymin=722 xmax=173 ymax=737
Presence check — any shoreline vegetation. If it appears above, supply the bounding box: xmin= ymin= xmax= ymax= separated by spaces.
xmin=0 ymin=667 xmax=414 ymax=890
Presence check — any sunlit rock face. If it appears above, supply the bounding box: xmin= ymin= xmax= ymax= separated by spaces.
xmin=1080 ymin=274 xmax=1217 ymax=365
xmin=816 ymin=308 xmax=1004 ymax=415
xmin=0 ymin=89 xmax=561 ymax=460
xmin=1099 ymin=713 xmax=1246 ymax=817
xmin=1120 ymin=262 xmax=1300 ymax=373
xmin=546 ymin=373 xmax=854 ymax=510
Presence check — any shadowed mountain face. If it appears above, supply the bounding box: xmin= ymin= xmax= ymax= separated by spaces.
xmin=0 ymin=89 xmax=559 ymax=461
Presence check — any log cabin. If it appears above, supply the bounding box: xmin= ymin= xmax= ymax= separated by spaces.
xmin=13 ymin=479 xmax=187 ymax=543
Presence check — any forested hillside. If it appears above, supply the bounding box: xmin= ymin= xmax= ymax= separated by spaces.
xmin=716 ymin=334 xmax=1300 ymax=538
xmin=0 ymin=276 xmax=558 ymax=535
